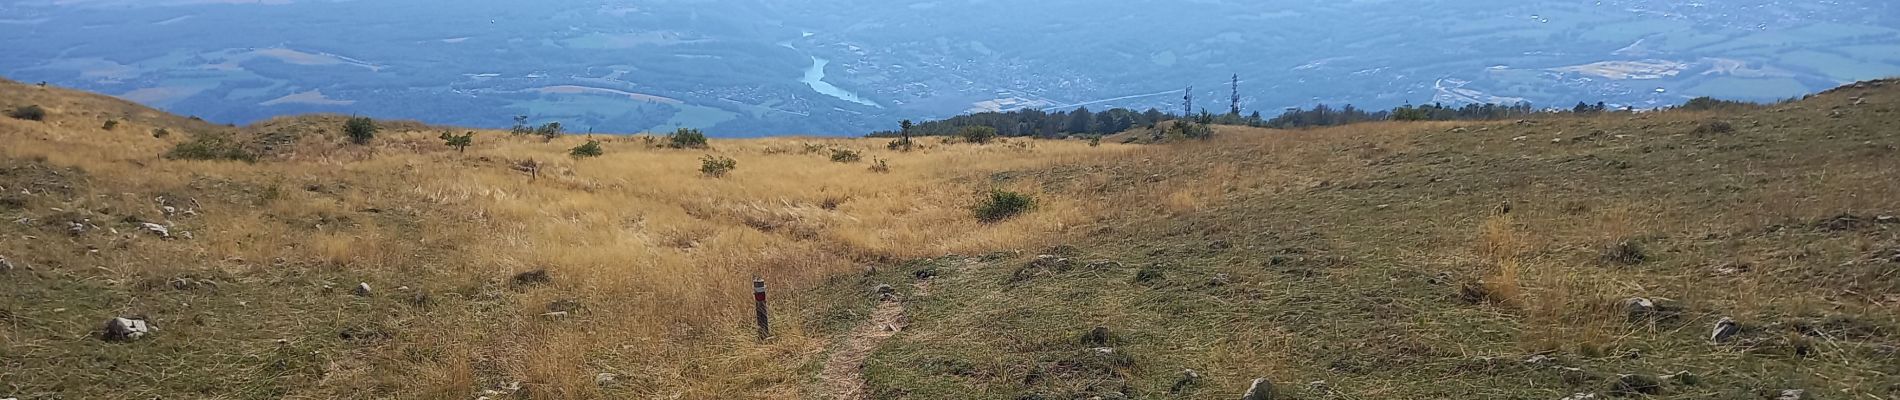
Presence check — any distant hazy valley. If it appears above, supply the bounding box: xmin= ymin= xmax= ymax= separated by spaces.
xmin=3 ymin=0 xmax=1897 ymax=135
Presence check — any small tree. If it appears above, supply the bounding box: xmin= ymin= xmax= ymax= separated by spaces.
xmin=959 ymin=126 xmax=998 ymax=144
xmin=569 ymin=140 xmax=604 ymax=159
xmin=102 ymin=119 xmax=119 ymax=131
xmin=668 ymin=128 xmax=709 ymax=149
xmin=7 ymin=105 xmax=46 ymax=121
xmin=510 ymin=115 xmax=532 ymax=135
xmin=1088 ymin=135 xmax=1102 ymax=147
xmin=699 ymin=155 xmax=737 ymax=177
xmin=344 ymin=116 xmax=377 ymax=145
xmin=535 ymin=122 xmax=563 ymax=142
xmin=440 ymin=130 xmax=475 ymax=152
xmin=893 ymin=119 xmax=915 ymax=151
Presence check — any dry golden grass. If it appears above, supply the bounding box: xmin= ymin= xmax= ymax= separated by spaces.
xmin=0 ymin=80 xmax=1137 ymax=399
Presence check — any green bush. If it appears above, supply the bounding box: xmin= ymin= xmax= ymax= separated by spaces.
xmin=535 ymin=122 xmax=563 ymax=141
xmin=829 ymin=148 xmax=862 ymax=163
xmin=668 ymin=128 xmax=709 ymax=149
xmin=344 ymin=116 xmax=377 ymax=145
xmin=959 ymin=126 xmax=998 ymax=144
xmin=152 ymin=128 xmax=171 ymax=138
xmin=102 ymin=119 xmax=119 ymax=131
xmin=974 ymin=189 xmax=1036 ymax=223
xmin=439 ymin=130 xmax=474 ymax=152
xmin=569 ymin=140 xmax=604 ymax=159
xmin=8 ymin=105 xmax=46 ymax=121
xmin=1169 ymin=121 xmax=1213 ymax=140
xmin=166 ymin=132 xmax=256 ymax=162
xmin=886 ymin=137 xmax=910 ymax=151
xmin=699 ymin=155 xmax=737 ymax=177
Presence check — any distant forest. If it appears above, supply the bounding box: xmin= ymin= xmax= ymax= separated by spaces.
xmin=871 ymin=96 xmax=1748 ymax=139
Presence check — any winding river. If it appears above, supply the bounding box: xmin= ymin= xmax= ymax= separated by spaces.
xmin=800 ymin=56 xmax=881 ymax=108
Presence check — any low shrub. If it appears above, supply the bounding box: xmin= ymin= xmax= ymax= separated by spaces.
xmin=960 ymin=126 xmax=998 ymax=144
xmin=829 ymin=148 xmax=862 ymax=163
xmin=569 ymin=140 xmax=604 ymax=159
xmin=699 ymin=155 xmax=737 ymax=177
xmin=887 ymin=137 xmax=914 ymax=151
xmin=668 ymin=128 xmax=709 ymax=149
xmin=974 ymin=189 xmax=1035 ymax=223
xmin=8 ymin=105 xmax=46 ymax=121
xmin=868 ymin=158 xmax=891 ymax=173
xmin=439 ymin=130 xmax=474 ymax=152
xmin=344 ymin=116 xmax=376 ymax=145
xmin=102 ymin=119 xmax=119 ymax=131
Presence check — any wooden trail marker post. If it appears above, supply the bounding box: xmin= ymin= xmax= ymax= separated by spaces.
xmin=753 ymin=277 xmax=770 ymax=340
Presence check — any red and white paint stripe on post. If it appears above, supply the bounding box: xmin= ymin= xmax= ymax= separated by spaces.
xmin=753 ymin=277 xmax=771 ymax=340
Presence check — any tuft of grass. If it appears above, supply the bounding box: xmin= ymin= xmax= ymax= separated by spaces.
xmin=1471 ymin=214 xmax=1524 ymax=307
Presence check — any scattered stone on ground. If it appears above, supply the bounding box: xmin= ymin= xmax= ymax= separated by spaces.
xmin=0 ymin=255 xmax=13 ymax=271
xmin=101 ymin=317 xmax=153 ymax=341
xmin=1776 ymin=389 xmax=1806 ymax=400
xmin=1241 ymin=377 xmax=1276 ymax=400
xmin=139 ymin=222 xmax=170 ymax=238
xmin=1620 ymin=297 xmax=1655 ymax=320
xmin=594 ymin=373 xmax=618 ymax=386
xmin=874 ymin=284 xmax=895 ymax=295
xmin=1560 ymin=394 xmax=1598 ymax=400
xmin=353 ymin=282 xmax=372 ymax=297
xmin=1712 ymin=317 xmax=1741 ymax=343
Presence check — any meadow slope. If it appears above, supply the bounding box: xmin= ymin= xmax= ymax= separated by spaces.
xmin=0 ymin=77 xmax=1119 ymax=399
xmin=856 ymin=80 xmax=1900 ymax=399
xmin=4 ymin=77 xmax=1900 ymax=400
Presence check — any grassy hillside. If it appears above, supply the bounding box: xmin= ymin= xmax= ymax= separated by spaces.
xmin=856 ymin=80 xmax=1900 ymax=399
xmin=4 ymin=76 xmax=1899 ymax=400
xmin=0 ymin=77 xmax=1119 ymax=399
